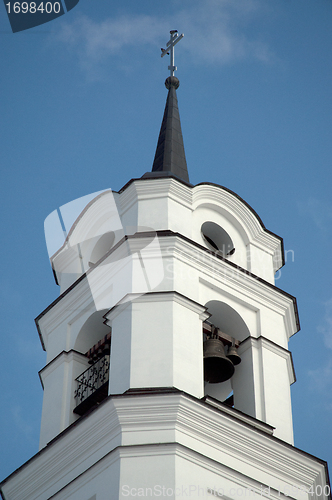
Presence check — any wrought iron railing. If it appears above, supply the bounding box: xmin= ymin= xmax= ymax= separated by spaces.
xmin=74 ymin=354 xmax=110 ymax=412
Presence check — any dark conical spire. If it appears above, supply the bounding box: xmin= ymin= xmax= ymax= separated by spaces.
xmin=151 ymin=76 xmax=189 ymax=183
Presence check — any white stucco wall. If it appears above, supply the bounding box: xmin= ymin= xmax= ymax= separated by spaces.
xmin=36 ymin=177 xmax=297 ymax=448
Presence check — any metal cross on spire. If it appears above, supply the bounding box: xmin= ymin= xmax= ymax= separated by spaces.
xmin=161 ymin=30 xmax=184 ymax=76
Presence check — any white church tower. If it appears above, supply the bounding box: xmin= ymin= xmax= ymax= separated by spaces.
xmin=1 ymin=31 xmax=330 ymax=500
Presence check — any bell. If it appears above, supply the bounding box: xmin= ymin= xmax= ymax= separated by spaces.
xmin=203 ymin=338 xmax=235 ymax=383
xmin=227 ymin=345 xmax=241 ymax=366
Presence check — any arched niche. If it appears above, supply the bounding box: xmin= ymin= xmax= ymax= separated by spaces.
xmin=74 ymin=309 xmax=111 ymax=354
xmin=205 ymin=300 xmax=250 ymax=342
xmin=204 ymin=300 xmax=250 ymax=403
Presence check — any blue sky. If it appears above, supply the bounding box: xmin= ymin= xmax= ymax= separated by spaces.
xmin=1 ymin=0 xmax=332 ymax=482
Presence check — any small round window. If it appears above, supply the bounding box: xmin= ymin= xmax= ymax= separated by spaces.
xmin=201 ymin=222 xmax=235 ymax=256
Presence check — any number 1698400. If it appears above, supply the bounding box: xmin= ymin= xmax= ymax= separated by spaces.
xmin=5 ymin=2 xmax=61 ymax=14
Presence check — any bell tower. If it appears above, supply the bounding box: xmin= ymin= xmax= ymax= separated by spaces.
xmin=1 ymin=30 xmax=330 ymax=500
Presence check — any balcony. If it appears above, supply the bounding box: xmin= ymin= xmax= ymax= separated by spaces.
xmin=74 ymin=353 xmax=110 ymax=416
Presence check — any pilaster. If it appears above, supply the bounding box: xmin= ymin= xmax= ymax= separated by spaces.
xmin=105 ymin=292 xmax=209 ymax=399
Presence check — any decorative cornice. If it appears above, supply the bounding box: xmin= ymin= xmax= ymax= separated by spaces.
xmin=192 ymin=184 xmax=283 ymax=271
xmin=104 ymin=291 xmax=210 ymax=325
xmin=38 ymin=350 xmax=88 ymax=389
xmin=203 ymin=396 xmax=275 ymax=434
xmin=118 ymin=177 xmax=193 ymax=217
xmin=116 ymin=176 xmax=284 ymax=269
xmin=239 ymin=336 xmax=296 ymax=385
xmin=35 ymin=230 xmax=299 ymax=352
xmin=0 ymin=392 xmax=327 ymax=500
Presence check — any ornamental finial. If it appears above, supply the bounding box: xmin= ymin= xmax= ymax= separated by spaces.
xmin=161 ymin=30 xmax=184 ymax=76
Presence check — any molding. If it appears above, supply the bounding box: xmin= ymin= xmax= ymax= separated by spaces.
xmin=35 ymin=230 xmax=299 ymax=352
xmin=154 ymin=231 xmax=296 ymax=322
xmin=203 ymin=396 xmax=275 ymax=434
xmin=116 ymin=176 xmax=283 ymax=268
xmin=120 ymin=178 xmax=284 ymax=271
xmin=104 ymin=291 xmax=210 ymax=324
xmin=192 ymin=183 xmax=283 ymax=271
xmin=36 ymin=277 xmax=95 ymax=347
xmin=38 ymin=350 xmax=88 ymax=389
xmin=118 ymin=173 xmax=193 ymax=194
xmin=40 ymin=443 xmax=311 ymax=500
xmin=0 ymin=392 xmax=328 ymax=500
xmin=50 ymin=190 xmax=114 ymax=261
xmin=197 ymin=279 xmax=297 ymax=342
xmin=119 ymin=177 xmax=193 ymax=216
xmin=239 ymin=337 xmax=296 ymax=385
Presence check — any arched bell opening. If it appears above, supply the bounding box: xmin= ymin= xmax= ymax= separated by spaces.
xmin=203 ymin=300 xmax=250 ymax=406
xmin=205 ymin=300 xmax=250 ymax=342
xmin=74 ymin=309 xmax=111 ymax=354
xmin=73 ymin=310 xmax=112 ymax=416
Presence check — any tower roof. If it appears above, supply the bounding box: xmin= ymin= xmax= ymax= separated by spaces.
xmin=151 ymin=76 xmax=189 ymax=183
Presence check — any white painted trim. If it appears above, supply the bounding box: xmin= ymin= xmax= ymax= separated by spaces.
xmin=238 ymin=337 xmax=296 ymax=385
xmin=192 ymin=184 xmax=283 ymax=270
xmin=39 ymin=350 xmax=88 ymax=388
xmin=105 ymin=291 xmax=210 ymax=324
xmin=1 ymin=393 xmax=326 ymax=500
xmin=37 ymin=232 xmax=297 ymax=353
